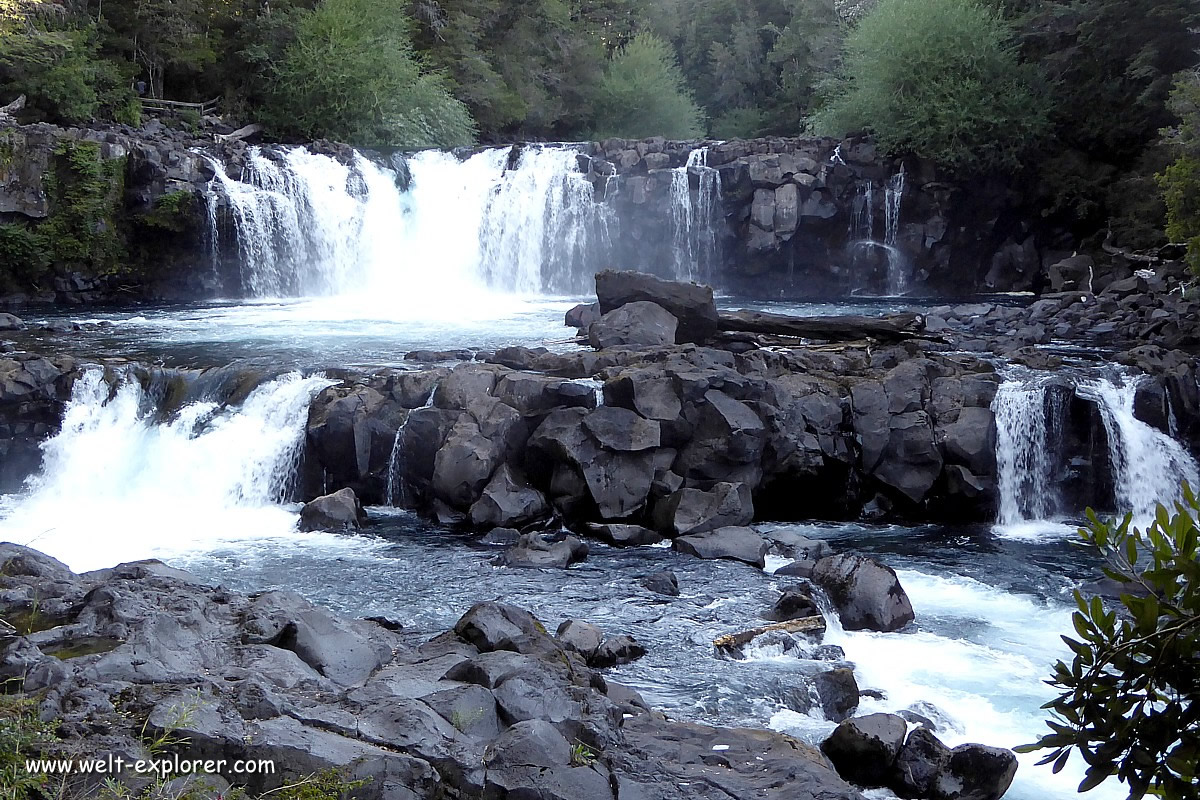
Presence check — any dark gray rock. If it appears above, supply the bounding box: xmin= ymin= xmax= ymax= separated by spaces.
xmin=583 ymin=406 xmax=661 ymax=451
xmin=767 ymin=585 xmax=818 ymax=621
xmin=589 ymin=302 xmax=679 ymax=349
xmin=814 ymin=668 xmax=859 ymax=722
xmin=941 ymin=407 xmax=996 ymax=475
xmin=640 ymin=570 xmax=680 ymax=596
xmin=0 ymin=313 xmax=23 ymax=331
xmin=590 ymin=634 xmax=647 ymax=668
xmin=486 ymin=719 xmax=571 ymax=768
xmin=935 ymin=744 xmax=1018 ymax=800
xmin=595 ymin=270 xmax=719 ymax=343
xmin=555 ymin=619 xmax=604 ymax=659
xmin=501 ymin=532 xmax=589 ymax=569
xmin=468 ymin=464 xmax=549 ymax=528
xmin=565 ymin=302 xmax=602 ymax=330
xmin=673 ymin=526 xmax=768 ymax=568
xmin=585 ymin=523 xmax=663 ymax=547
xmin=892 ymin=727 xmax=952 ymax=798
xmin=298 ymin=488 xmax=366 ymax=532
xmin=453 ymin=602 xmax=547 ymax=652
xmin=658 ymin=482 xmax=754 ymax=536
xmin=812 ymin=554 xmax=915 ymax=632
xmin=821 ymin=712 xmax=908 ymax=787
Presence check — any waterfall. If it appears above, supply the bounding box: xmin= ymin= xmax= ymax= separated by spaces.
xmin=847 ymin=169 xmax=909 ymax=296
xmin=1077 ymin=375 xmax=1200 ymax=522
xmin=0 ymin=367 xmax=335 ymax=571
xmin=385 ymin=385 xmax=438 ymax=507
xmin=884 ymin=168 xmax=907 ymax=294
xmin=850 ymin=182 xmax=874 ymax=242
xmin=993 ymin=377 xmax=1060 ymax=525
xmin=668 ymin=147 xmax=723 ymax=283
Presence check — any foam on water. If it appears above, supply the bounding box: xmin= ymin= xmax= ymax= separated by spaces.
xmin=0 ymin=368 xmax=381 ymax=572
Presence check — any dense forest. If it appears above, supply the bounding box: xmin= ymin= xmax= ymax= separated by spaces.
xmin=1 ymin=0 xmax=1199 ymax=260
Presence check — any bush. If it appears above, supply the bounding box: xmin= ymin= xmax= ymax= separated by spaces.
xmin=1160 ymin=71 xmax=1200 ymax=273
xmin=592 ymin=33 xmax=705 ymax=140
xmin=265 ymin=0 xmax=476 ymax=148
xmin=1018 ymin=490 xmax=1200 ymax=798
xmin=811 ymin=0 xmax=1047 ymax=174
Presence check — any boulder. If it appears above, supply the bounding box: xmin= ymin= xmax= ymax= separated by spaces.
xmin=640 ymin=570 xmax=679 ymax=596
xmin=821 ymin=713 xmax=908 ymax=787
xmin=453 ymin=602 xmax=547 ymax=652
xmin=935 ymin=744 xmax=1018 ymax=800
xmin=431 ymin=417 xmax=503 ymax=508
xmin=811 ymin=554 xmax=915 ymax=632
xmin=595 ymin=270 xmax=719 ymax=343
xmin=891 ymin=727 xmax=952 ymax=798
xmin=941 ymin=407 xmax=996 ymax=475
xmin=469 ymin=465 xmax=549 ymax=528
xmin=673 ymin=526 xmax=768 ymax=568
xmin=813 ymin=668 xmax=859 ymax=723
xmin=657 ymin=482 xmax=754 ymax=536
xmin=585 ymin=523 xmax=663 ymax=547
xmin=583 ymin=406 xmax=661 ymax=451
xmin=589 ymin=302 xmax=678 ymax=349
xmin=501 ymin=533 xmax=589 ymax=569
xmin=0 ymin=313 xmax=23 ymax=331
xmin=485 ymin=720 xmax=571 ymax=768
xmin=565 ymin=302 xmax=602 ymax=330
xmin=766 ymin=585 xmax=818 ymax=621
xmin=298 ymin=488 xmax=367 ymax=532
xmin=590 ymin=634 xmax=647 ymax=668
xmin=555 ymin=620 xmax=604 ymax=659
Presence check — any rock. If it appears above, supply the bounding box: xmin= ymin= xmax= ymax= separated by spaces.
xmin=811 ymin=554 xmax=915 ymax=632
xmin=585 ymin=523 xmax=663 ymax=547
xmin=774 ymin=560 xmax=815 ymax=578
xmin=1048 ymin=255 xmax=1094 ymax=293
xmin=486 ymin=720 xmax=571 ymax=768
xmin=605 ymin=368 xmax=683 ymax=421
xmin=501 ymin=532 xmax=589 ymax=569
xmin=821 ymin=713 xmax=908 ymax=787
xmin=565 ymin=302 xmax=602 ymax=330
xmin=595 ymin=270 xmax=719 ymax=343
xmin=0 ymin=313 xmax=23 ymax=331
xmin=767 ymin=585 xmax=818 ymax=621
xmin=892 ymin=727 xmax=952 ymax=798
xmin=583 ymin=406 xmax=661 ymax=451
xmin=673 ymin=526 xmax=768 ymax=568
xmin=658 ymin=482 xmax=754 ymax=536
xmin=640 ymin=570 xmax=679 ymax=596
xmin=469 ymin=464 xmax=550 ymax=528
xmin=935 ymin=744 xmax=1018 ymax=800
xmin=589 ymin=302 xmax=679 ymax=349
xmin=555 ymin=620 xmax=604 ymax=658
xmin=298 ymin=488 xmax=367 ymax=532
xmin=431 ymin=417 xmax=503 ymax=507
xmin=590 ymin=635 xmax=647 ymax=668
xmin=941 ymin=407 xmax=996 ymax=475
xmin=813 ymin=668 xmax=859 ymax=722
xmin=453 ymin=602 xmax=547 ymax=652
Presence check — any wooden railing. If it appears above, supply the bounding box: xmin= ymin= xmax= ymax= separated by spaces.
xmin=140 ymin=96 xmax=221 ymax=116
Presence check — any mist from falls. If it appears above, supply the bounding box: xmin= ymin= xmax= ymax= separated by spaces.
xmin=205 ymin=143 xmax=722 ymax=302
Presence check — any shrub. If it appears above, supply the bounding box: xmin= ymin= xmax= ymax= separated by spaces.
xmin=592 ymin=33 xmax=705 ymax=140
xmin=265 ymin=0 xmax=476 ymax=148
xmin=1018 ymin=489 xmax=1200 ymax=798
xmin=811 ymin=0 xmax=1048 ymax=174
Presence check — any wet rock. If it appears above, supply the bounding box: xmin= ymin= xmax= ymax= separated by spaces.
xmin=595 ymin=270 xmax=719 ymax=344
xmin=555 ymin=620 xmax=604 ymax=659
xmin=673 ymin=526 xmax=768 ymax=568
xmin=766 ymin=585 xmax=818 ymax=621
xmin=640 ymin=570 xmax=679 ymax=596
xmin=565 ymin=302 xmax=602 ymax=330
xmin=605 ymin=368 xmax=682 ymax=421
xmin=453 ymin=602 xmax=547 ymax=653
xmin=813 ymin=668 xmax=859 ymax=722
xmin=501 ymin=532 xmax=589 ymax=569
xmin=936 ymin=744 xmax=1018 ymax=800
xmin=811 ymin=554 xmax=915 ymax=632
xmin=298 ymin=488 xmax=367 ymax=532
xmin=0 ymin=313 xmax=23 ymax=331
xmin=468 ymin=464 xmax=549 ymax=528
xmin=941 ymin=406 xmax=996 ymax=475
xmin=590 ymin=634 xmax=647 ymax=668
xmin=892 ymin=727 xmax=952 ymax=798
xmin=821 ymin=712 xmax=908 ymax=787
xmin=589 ymin=301 xmax=678 ymax=349
xmin=774 ymin=560 xmax=816 ymax=578
xmin=585 ymin=523 xmax=663 ymax=547
xmin=431 ymin=417 xmax=503 ymax=507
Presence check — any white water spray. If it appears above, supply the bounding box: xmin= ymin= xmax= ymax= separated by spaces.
xmin=0 ymin=368 xmax=339 ymax=571
xmin=668 ymin=148 xmax=723 ymax=283
xmin=993 ymin=377 xmax=1059 ymax=526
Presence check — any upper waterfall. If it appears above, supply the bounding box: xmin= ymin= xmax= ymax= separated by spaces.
xmin=205 ymin=143 xmax=722 ymax=300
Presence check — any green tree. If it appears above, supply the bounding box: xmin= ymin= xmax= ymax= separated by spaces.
xmin=811 ymin=0 xmax=1047 ymax=174
xmin=265 ymin=0 xmax=475 ymax=148
xmin=592 ymin=32 xmax=703 ymax=139
xmin=1159 ymin=69 xmax=1200 ymax=273
xmin=1018 ymin=493 xmax=1200 ymax=798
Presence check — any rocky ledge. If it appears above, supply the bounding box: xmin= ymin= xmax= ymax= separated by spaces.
xmin=0 ymin=542 xmax=1015 ymax=800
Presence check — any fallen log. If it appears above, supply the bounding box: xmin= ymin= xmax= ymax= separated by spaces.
xmin=718 ymin=310 xmax=926 ymax=342
xmin=214 ymin=123 xmax=264 ymax=143
xmin=713 ymin=615 xmax=826 ymax=650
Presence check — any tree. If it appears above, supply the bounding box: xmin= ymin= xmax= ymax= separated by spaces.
xmin=811 ymin=0 xmax=1048 ymax=175
xmin=265 ymin=0 xmax=475 ymax=148
xmin=1018 ymin=491 xmax=1200 ymax=799
xmin=591 ymin=32 xmax=703 ymax=139
xmin=1159 ymin=69 xmax=1200 ymax=273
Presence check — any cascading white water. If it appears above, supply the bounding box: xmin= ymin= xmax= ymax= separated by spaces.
xmin=884 ymin=168 xmax=907 ymax=294
xmin=668 ymin=148 xmax=723 ymax=283
xmin=993 ymin=377 xmax=1058 ymax=526
xmin=850 ymin=182 xmax=874 ymax=242
xmin=0 ymin=368 xmax=344 ymax=572
xmin=385 ymin=385 xmax=438 ymax=507
xmin=1078 ymin=374 xmax=1200 ymax=523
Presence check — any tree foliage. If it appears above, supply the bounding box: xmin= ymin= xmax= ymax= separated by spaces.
xmin=592 ymin=32 xmax=703 ymax=140
xmin=1159 ymin=70 xmax=1200 ymax=273
xmin=264 ymin=0 xmax=475 ymax=148
xmin=812 ymin=0 xmax=1047 ymax=174
xmin=1018 ymin=491 xmax=1200 ymax=799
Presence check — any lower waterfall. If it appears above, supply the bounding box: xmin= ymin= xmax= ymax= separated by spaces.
xmin=0 ymin=368 xmax=349 ymax=572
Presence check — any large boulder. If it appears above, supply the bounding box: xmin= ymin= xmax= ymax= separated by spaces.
xmin=891 ymin=727 xmax=952 ymax=798
xmin=940 ymin=407 xmax=996 ymax=476
xmin=584 ymin=523 xmax=663 ymax=547
xmin=501 ymin=533 xmax=589 ymax=569
xmin=583 ymin=406 xmax=661 ymax=451
xmin=656 ymin=482 xmax=754 ymax=536
xmin=589 ymin=302 xmax=679 ymax=349
xmin=811 ymin=554 xmax=915 ymax=632
xmin=673 ymin=526 xmax=768 ymax=568
xmin=595 ymin=270 xmax=719 ymax=343
xmin=432 ymin=417 xmax=504 ymax=508
xmin=469 ymin=465 xmax=549 ymax=528
xmin=821 ymin=713 xmax=908 ymax=787
xmin=936 ymin=744 xmax=1018 ymax=800
xmin=453 ymin=602 xmax=548 ymax=652
xmin=298 ymin=488 xmax=367 ymax=532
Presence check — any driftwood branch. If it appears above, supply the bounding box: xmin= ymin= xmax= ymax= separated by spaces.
xmin=214 ymin=123 xmax=264 ymax=143
xmin=718 ymin=310 xmax=926 ymax=342
xmin=713 ymin=615 xmax=826 ymax=650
